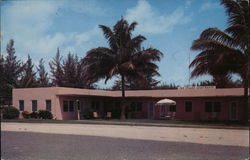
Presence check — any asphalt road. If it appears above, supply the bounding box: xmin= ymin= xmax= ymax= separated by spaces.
xmin=1 ymin=131 xmax=249 ymax=160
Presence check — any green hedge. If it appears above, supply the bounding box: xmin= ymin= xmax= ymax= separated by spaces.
xmin=38 ymin=110 xmax=53 ymax=119
xmin=22 ymin=111 xmax=30 ymax=119
xmin=2 ymin=106 xmax=20 ymax=119
xmin=22 ymin=110 xmax=53 ymax=119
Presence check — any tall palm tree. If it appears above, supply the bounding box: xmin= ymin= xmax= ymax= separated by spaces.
xmin=83 ymin=18 xmax=163 ymax=119
xmin=189 ymin=0 xmax=249 ymax=120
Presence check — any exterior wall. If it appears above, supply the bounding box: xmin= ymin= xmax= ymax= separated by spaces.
xmin=13 ymin=88 xmax=60 ymax=119
xmin=57 ymin=96 xmax=100 ymax=120
xmin=126 ymin=97 xmax=245 ymax=121
xmin=12 ymin=87 xmax=245 ymax=121
xmin=150 ymin=97 xmax=245 ymax=121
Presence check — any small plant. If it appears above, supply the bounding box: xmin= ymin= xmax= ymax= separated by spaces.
xmin=82 ymin=108 xmax=94 ymax=119
xmin=2 ymin=106 xmax=20 ymax=119
xmin=38 ymin=110 xmax=53 ymax=119
xmin=22 ymin=111 xmax=30 ymax=119
xmin=30 ymin=112 xmax=39 ymax=119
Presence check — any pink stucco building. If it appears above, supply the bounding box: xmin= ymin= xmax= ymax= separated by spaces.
xmin=12 ymin=87 xmax=246 ymax=121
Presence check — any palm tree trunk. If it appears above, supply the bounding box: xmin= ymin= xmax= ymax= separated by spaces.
xmin=243 ymin=65 xmax=249 ymax=123
xmin=120 ymin=74 xmax=126 ymax=119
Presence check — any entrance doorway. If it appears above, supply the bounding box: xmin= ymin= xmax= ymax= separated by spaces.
xmin=148 ymin=102 xmax=154 ymax=119
xmin=230 ymin=102 xmax=237 ymax=120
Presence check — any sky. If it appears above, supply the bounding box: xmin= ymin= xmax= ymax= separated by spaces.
xmin=0 ymin=0 xmax=228 ymax=88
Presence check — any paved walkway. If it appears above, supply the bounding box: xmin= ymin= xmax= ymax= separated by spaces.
xmin=1 ymin=122 xmax=249 ymax=147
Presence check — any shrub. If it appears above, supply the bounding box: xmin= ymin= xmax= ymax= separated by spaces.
xmin=2 ymin=106 xmax=20 ymax=119
xmin=30 ymin=112 xmax=39 ymax=119
xmin=22 ymin=111 xmax=30 ymax=119
xmin=82 ymin=108 xmax=94 ymax=119
xmin=38 ymin=110 xmax=53 ymax=119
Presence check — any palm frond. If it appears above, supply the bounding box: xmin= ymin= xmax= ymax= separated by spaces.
xmin=83 ymin=47 xmax=116 ymax=83
xmin=126 ymin=35 xmax=146 ymax=52
xmin=191 ymin=39 xmax=241 ymax=52
xmin=225 ymin=24 xmax=249 ymax=50
xmin=133 ymin=48 xmax=163 ymax=62
xmin=127 ymin=22 xmax=138 ymax=33
xmin=99 ymin=25 xmax=118 ymax=51
xmin=199 ymin=28 xmax=239 ymax=48
xmin=221 ymin=0 xmax=246 ymax=26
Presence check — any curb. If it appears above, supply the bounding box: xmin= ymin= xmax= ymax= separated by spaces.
xmin=1 ymin=120 xmax=248 ymax=130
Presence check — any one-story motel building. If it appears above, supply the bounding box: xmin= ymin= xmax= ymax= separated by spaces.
xmin=13 ymin=87 xmax=246 ymax=121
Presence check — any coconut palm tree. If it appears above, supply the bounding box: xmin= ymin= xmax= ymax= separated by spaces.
xmin=189 ymin=0 xmax=248 ymax=92
xmin=82 ymin=18 xmax=163 ymax=119
xmin=189 ymin=0 xmax=249 ymax=120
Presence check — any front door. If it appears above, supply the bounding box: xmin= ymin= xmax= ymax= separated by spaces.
xmin=230 ymin=102 xmax=237 ymax=120
xmin=148 ymin=102 xmax=154 ymax=119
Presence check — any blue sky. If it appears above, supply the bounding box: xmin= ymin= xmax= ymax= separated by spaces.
xmin=0 ymin=0 xmax=228 ymax=88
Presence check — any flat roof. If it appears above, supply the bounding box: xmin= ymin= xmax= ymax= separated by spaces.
xmin=13 ymin=87 xmax=245 ymax=98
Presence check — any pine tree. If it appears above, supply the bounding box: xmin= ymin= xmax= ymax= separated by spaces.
xmin=0 ymin=53 xmax=9 ymax=105
xmin=62 ymin=52 xmax=78 ymax=88
xmin=76 ymin=59 xmax=95 ymax=88
xmin=0 ymin=54 xmax=5 ymax=85
xmin=17 ymin=55 xmax=37 ymax=88
xmin=37 ymin=58 xmax=49 ymax=87
xmin=1 ymin=39 xmax=23 ymax=104
xmin=4 ymin=39 xmax=23 ymax=86
xmin=49 ymin=48 xmax=64 ymax=86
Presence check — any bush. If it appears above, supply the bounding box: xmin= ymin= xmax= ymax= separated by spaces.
xmin=38 ymin=110 xmax=53 ymax=119
xmin=82 ymin=108 xmax=94 ymax=119
xmin=22 ymin=111 xmax=30 ymax=119
xmin=2 ymin=106 xmax=20 ymax=119
xmin=30 ymin=112 xmax=39 ymax=119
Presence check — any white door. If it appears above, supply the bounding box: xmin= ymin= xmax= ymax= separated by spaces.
xmin=230 ymin=102 xmax=237 ymax=120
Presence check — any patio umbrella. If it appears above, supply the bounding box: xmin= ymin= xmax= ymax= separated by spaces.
xmin=155 ymin=98 xmax=176 ymax=105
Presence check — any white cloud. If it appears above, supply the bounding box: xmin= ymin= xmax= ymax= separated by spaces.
xmin=60 ymin=26 xmax=103 ymax=55
xmin=199 ymin=1 xmax=220 ymax=12
xmin=185 ymin=0 xmax=193 ymax=9
xmin=1 ymin=1 xmax=60 ymax=58
xmin=74 ymin=27 xmax=101 ymax=46
xmin=1 ymin=0 xmax=105 ymax=60
xmin=125 ymin=0 xmax=191 ymax=34
xmin=63 ymin=0 xmax=107 ymax=16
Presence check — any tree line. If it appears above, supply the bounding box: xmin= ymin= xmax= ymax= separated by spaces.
xmin=0 ymin=0 xmax=248 ymax=119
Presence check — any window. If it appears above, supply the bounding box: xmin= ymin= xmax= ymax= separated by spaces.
xmin=63 ymin=100 xmax=75 ymax=112
xmin=214 ymin=102 xmax=221 ymax=112
xmin=69 ymin=101 xmax=75 ymax=112
xmin=205 ymin=102 xmax=212 ymax=112
xmin=63 ymin=101 xmax=69 ymax=112
xmin=46 ymin=100 xmax=52 ymax=111
xmin=136 ymin=102 xmax=142 ymax=112
xmin=169 ymin=105 xmax=176 ymax=112
xmin=19 ymin=100 xmax=24 ymax=111
xmin=185 ymin=102 xmax=192 ymax=112
xmin=130 ymin=102 xmax=143 ymax=112
xmin=131 ymin=102 xmax=136 ymax=112
xmin=32 ymin=100 xmax=37 ymax=112
xmin=205 ymin=102 xmax=221 ymax=112
xmin=91 ymin=101 xmax=100 ymax=111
